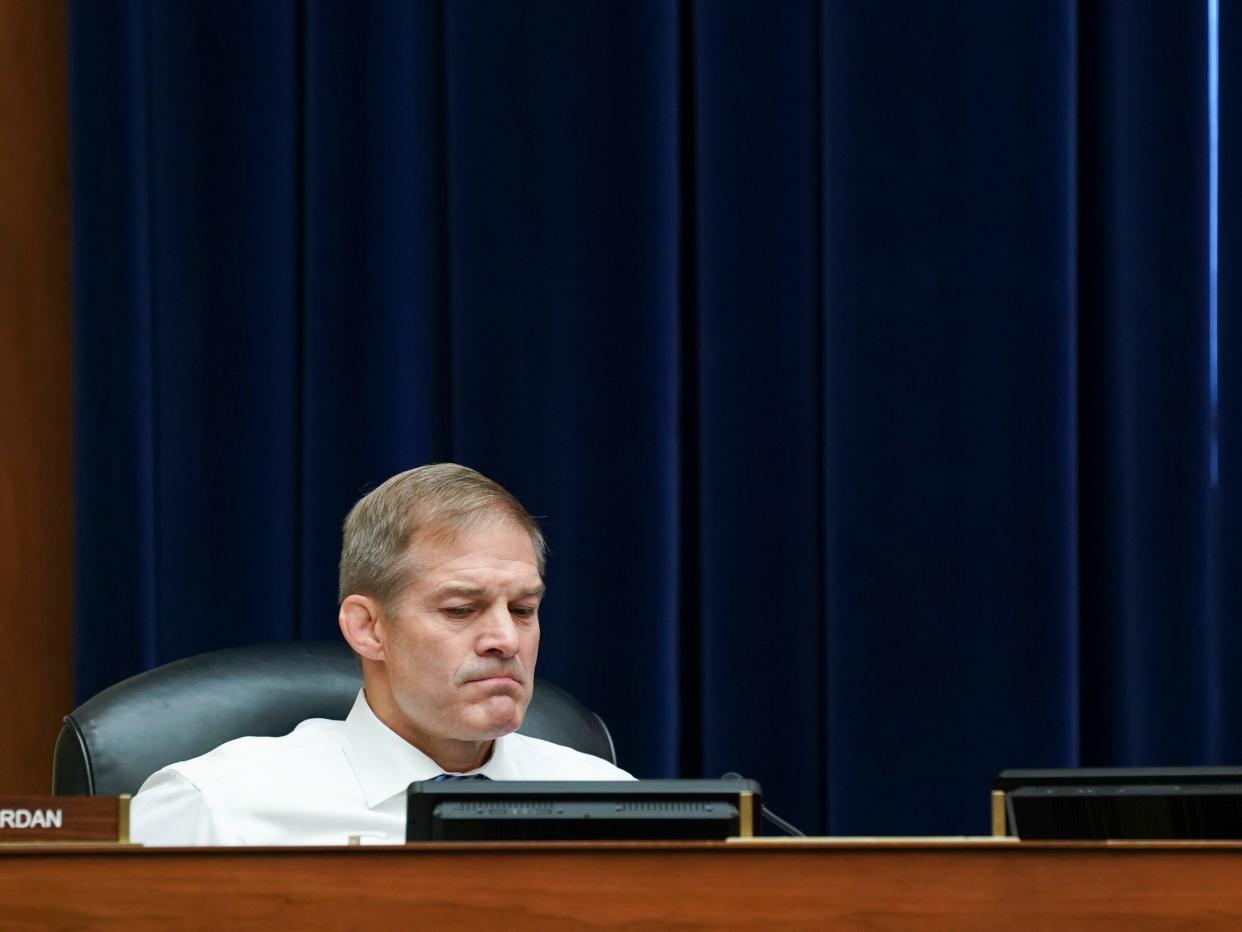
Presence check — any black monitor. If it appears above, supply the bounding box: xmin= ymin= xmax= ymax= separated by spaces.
xmin=995 ymin=767 xmax=1242 ymax=840
xmin=406 ymin=779 xmax=762 ymax=842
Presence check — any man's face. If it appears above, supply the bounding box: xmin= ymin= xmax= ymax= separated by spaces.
xmin=377 ymin=519 xmax=543 ymax=748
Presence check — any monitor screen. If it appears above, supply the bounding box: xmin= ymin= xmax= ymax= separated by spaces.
xmin=406 ymin=779 xmax=762 ymax=842
xmin=994 ymin=767 xmax=1242 ymax=840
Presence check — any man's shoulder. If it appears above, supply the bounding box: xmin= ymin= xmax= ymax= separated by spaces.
xmin=130 ymin=716 xmax=387 ymax=846
xmin=143 ymin=716 xmax=349 ymax=791
xmin=501 ymin=732 xmax=635 ymax=780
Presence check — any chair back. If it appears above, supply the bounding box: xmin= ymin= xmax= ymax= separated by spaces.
xmin=52 ymin=641 xmax=616 ymax=795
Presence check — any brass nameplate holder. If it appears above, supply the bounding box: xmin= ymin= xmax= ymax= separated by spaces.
xmin=991 ymin=790 xmax=1009 ymax=837
xmin=738 ymin=791 xmax=756 ymax=837
xmin=0 ymin=796 xmax=130 ymax=844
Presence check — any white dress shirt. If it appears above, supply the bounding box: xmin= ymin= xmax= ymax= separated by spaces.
xmin=130 ymin=689 xmax=634 ymax=846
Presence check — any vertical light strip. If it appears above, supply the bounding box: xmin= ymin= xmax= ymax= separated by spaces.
xmin=1210 ymin=0 xmax=1220 ymax=485
xmin=1207 ymin=0 xmax=1223 ymax=761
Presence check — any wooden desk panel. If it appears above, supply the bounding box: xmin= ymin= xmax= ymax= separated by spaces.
xmin=2 ymin=839 xmax=1240 ymax=930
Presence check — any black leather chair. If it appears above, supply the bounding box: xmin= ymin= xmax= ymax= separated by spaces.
xmin=52 ymin=641 xmax=616 ymax=796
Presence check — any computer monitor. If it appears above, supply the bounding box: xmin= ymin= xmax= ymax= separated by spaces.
xmin=406 ymin=779 xmax=762 ymax=842
xmin=994 ymin=767 xmax=1242 ymax=840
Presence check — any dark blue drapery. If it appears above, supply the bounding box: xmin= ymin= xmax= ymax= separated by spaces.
xmin=70 ymin=0 xmax=1242 ymax=835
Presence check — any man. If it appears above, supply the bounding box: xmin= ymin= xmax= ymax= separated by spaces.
xmin=131 ymin=463 xmax=632 ymax=845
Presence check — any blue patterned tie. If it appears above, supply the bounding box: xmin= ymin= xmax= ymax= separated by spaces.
xmin=429 ymin=773 xmax=491 ymax=781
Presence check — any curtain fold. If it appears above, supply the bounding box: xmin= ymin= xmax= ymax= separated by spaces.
xmin=820 ymin=0 xmax=1079 ymax=834
xmin=694 ymin=0 xmax=826 ymax=831
xmin=1220 ymin=0 xmax=1242 ymax=757
xmin=71 ymin=0 xmax=1237 ymax=834
xmin=1078 ymin=0 xmax=1214 ymax=766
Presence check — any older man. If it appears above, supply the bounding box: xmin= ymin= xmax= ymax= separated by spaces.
xmin=131 ymin=464 xmax=632 ymax=845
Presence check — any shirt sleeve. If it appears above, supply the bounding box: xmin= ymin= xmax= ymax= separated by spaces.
xmin=130 ymin=769 xmax=229 ymax=846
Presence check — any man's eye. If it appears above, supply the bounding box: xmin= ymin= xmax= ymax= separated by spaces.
xmin=510 ymin=605 xmax=537 ymax=619
xmin=444 ymin=606 xmax=472 ymax=619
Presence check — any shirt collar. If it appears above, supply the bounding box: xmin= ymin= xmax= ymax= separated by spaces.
xmin=339 ymin=690 xmax=513 ymax=808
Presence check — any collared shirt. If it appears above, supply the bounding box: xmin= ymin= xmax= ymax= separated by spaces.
xmin=130 ymin=689 xmax=634 ymax=846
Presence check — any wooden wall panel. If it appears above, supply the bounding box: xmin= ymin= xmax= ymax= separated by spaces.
xmin=0 ymin=0 xmax=73 ymax=792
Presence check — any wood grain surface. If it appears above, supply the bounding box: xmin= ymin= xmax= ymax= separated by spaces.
xmin=0 ymin=1 xmax=73 ymax=794
xmin=2 ymin=840 xmax=1242 ymax=930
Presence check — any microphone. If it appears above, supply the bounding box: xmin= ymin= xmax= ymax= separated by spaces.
xmin=722 ymin=771 xmax=807 ymax=837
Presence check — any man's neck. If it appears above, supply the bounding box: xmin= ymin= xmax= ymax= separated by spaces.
xmin=421 ymin=737 xmax=495 ymax=775
xmin=362 ymin=689 xmax=496 ymax=773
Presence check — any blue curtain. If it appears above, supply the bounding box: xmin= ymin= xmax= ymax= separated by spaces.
xmin=69 ymin=0 xmax=1241 ymax=835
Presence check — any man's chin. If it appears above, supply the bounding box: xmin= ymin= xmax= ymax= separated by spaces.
xmin=463 ymin=696 xmax=526 ymax=739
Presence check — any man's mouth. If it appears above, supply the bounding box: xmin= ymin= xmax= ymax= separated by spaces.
xmin=467 ymin=673 xmax=520 ymax=685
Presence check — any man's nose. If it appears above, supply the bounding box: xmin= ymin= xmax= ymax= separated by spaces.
xmin=476 ymin=604 xmax=521 ymax=656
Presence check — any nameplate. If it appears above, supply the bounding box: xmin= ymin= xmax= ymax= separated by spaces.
xmin=0 ymin=796 xmax=129 ymax=844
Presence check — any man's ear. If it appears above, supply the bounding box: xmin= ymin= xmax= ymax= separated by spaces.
xmin=339 ymin=594 xmax=386 ymax=661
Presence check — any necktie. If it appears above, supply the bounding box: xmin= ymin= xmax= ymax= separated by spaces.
xmin=429 ymin=773 xmax=491 ymax=781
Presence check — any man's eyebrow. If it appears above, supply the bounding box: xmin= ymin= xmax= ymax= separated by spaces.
xmin=431 ymin=582 xmax=545 ymax=599
xmin=433 ymin=584 xmax=486 ymax=598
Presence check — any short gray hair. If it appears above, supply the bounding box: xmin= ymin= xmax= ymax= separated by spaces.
xmin=338 ymin=463 xmax=546 ymax=608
